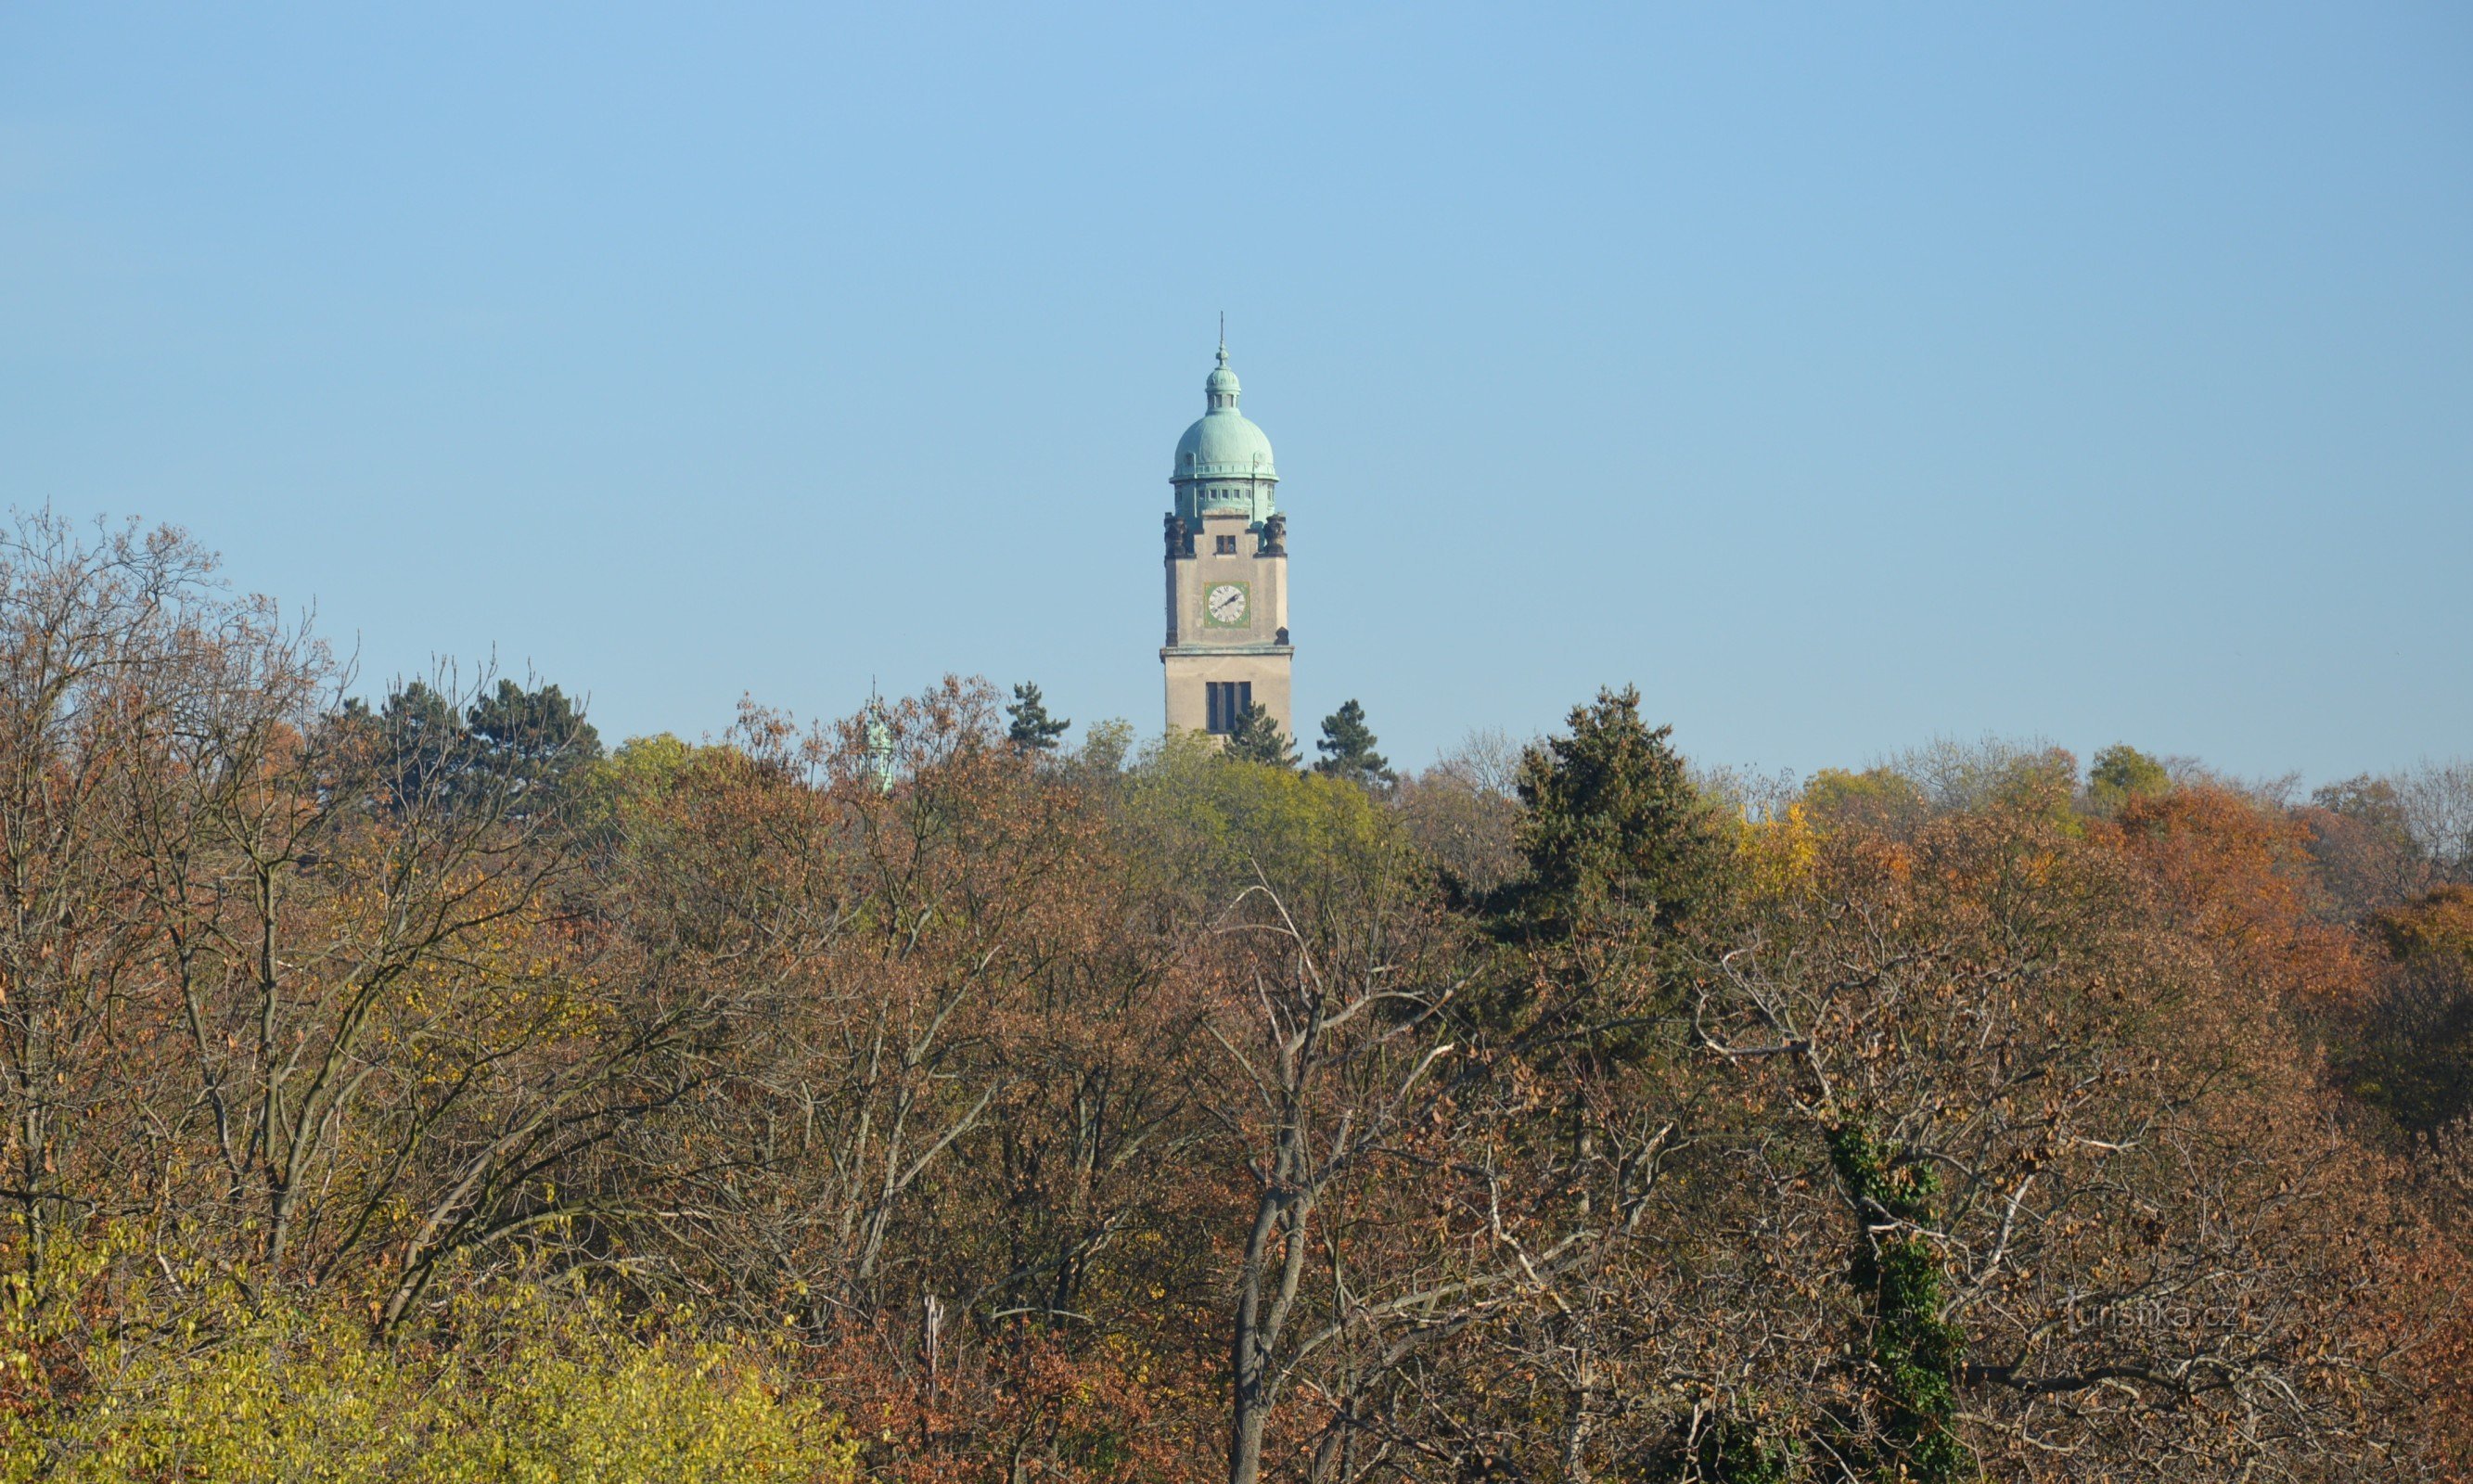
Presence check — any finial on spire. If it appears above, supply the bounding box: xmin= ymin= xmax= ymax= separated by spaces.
xmin=1202 ymin=319 xmax=1241 ymax=410
xmin=864 ymin=681 xmax=897 ymax=795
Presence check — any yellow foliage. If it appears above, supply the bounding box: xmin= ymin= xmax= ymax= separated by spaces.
xmin=1736 ymin=802 xmax=1818 ymax=902
xmin=2 ymin=1238 xmax=857 ymax=1484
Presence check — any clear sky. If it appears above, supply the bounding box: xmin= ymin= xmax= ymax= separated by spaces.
xmin=4 ymin=4 xmax=2467 ymax=783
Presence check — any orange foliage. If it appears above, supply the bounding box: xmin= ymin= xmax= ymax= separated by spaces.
xmin=2106 ymin=785 xmax=2370 ymax=1009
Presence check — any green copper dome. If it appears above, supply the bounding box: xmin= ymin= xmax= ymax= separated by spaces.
xmin=1172 ymin=341 xmax=1278 ymax=492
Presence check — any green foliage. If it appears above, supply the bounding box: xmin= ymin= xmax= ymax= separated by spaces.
xmin=2 ymin=1241 xmax=854 ymax=1484
xmin=1006 ymin=681 xmax=1071 ymax=752
xmin=1827 ymin=1122 xmax=1976 ymax=1484
xmin=1225 ymin=701 xmax=1301 ymax=769
xmin=2087 ymin=744 xmax=2172 ymax=814
xmin=1064 ymin=716 xmax=1135 ymax=787
xmin=1492 ymin=685 xmax=1728 ymax=942
xmin=1801 ymin=766 xmax=1927 ymax=833
xmin=468 ymin=677 xmax=603 ymax=787
xmin=569 ymin=731 xmax=709 ymax=847
xmin=1685 ymin=1415 xmax=1800 ymax=1484
xmin=348 ymin=676 xmax=603 ymax=815
xmin=1113 ymin=728 xmax=1403 ymax=919
xmin=374 ymin=678 xmax=465 ymax=808
xmin=1980 ymin=748 xmax=2080 ymax=830
xmin=1312 ymin=698 xmax=1394 ymax=786
xmin=606 ymin=729 xmax=701 ymax=783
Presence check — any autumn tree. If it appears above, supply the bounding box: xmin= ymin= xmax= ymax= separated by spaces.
xmin=9 ymin=510 xmax=2467 ymax=1481
xmin=1203 ymin=689 xmax=1730 ymax=1484
xmin=1391 ymin=729 xmax=1525 ymax=901
xmin=1675 ymin=785 xmax=2435 ymax=1481
xmin=1799 ymin=766 xmax=1928 ymax=837
xmin=2086 ymin=741 xmax=2171 ymax=813
xmin=2345 ymin=884 xmax=2473 ymax=1137
xmin=0 ymin=513 xmax=724 ymax=1333
xmin=0 ymin=514 xmax=268 ymax=1273
xmin=1204 ymin=876 xmax=1463 ymax=1484
xmin=2397 ymin=759 xmax=2473 ymax=879
xmin=2300 ymin=773 xmax=2437 ymax=921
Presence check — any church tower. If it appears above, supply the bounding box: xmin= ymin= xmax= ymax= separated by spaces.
xmin=1161 ymin=337 xmax=1292 ymax=739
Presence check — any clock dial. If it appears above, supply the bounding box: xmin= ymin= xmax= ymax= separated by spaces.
xmin=1206 ymin=582 xmax=1249 ymax=626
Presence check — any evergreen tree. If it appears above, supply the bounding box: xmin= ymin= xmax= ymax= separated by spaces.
xmin=467 ymin=679 xmax=602 ymax=787
xmin=1493 ymin=684 xmax=1727 ymax=942
xmin=1005 ymin=682 xmax=1071 ymax=752
xmin=1312 ymin=698 xmax=1394 ymax=786
xmin=356 ymin=679 xmax=602 ymax=815
xmin=1224 ymin=702 xmax=1301 ymax=769
xmin=377 ymin=680 xmax=468 ymax=811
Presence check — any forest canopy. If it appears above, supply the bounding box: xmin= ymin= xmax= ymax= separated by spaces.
xmin=3 ymin=513 xmax=2469 ymax=1483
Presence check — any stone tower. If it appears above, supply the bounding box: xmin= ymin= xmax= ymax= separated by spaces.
xmin=1161 ymin=338 xmax=1292 ymax=739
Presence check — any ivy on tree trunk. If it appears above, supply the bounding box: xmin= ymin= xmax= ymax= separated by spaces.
xmin=1828 ymin=1121 xmax=1976 ymax=1484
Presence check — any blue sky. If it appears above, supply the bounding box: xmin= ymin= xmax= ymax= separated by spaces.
xmin=4 ymin=4 xmax=2467 ymax=782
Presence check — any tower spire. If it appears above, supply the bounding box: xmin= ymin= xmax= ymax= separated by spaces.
xmin=1218 ymin=311 xmax=1226 ymax=365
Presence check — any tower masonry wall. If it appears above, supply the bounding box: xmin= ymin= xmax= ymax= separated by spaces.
xmin=1162 ymin=651 xmax=1293 ymax=739
xmin=1162 ymin=509 xmax=1292 ymax=739
xmin=1166 ymin=510 xmax=1287 ymax=645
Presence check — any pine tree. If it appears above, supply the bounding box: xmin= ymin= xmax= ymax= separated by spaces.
xmin=467 ymin=679 xmax=602 ymax=787
xmin=1312 ymin=699 xmax=1394 ymax=786
xmin=373 ymin=681 xmax=467 ymax=812
xmin=1005 ymin=682 xmax=1070 ymax=752
xmin=1225 ymin=702 xmax=1301 ymax=769
xmin=1493 ymin=684 xmax=1727 ymax=942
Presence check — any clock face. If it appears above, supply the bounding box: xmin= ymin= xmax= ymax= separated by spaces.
xmin=1205 ymin=582 xmax=1250 ymax=627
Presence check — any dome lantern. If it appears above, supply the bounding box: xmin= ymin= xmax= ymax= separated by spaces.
xmin=1205 ymin=339 xmax=1240 ymax=410
xmin=1171 ymin=332 xmax=1278 ymax=525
